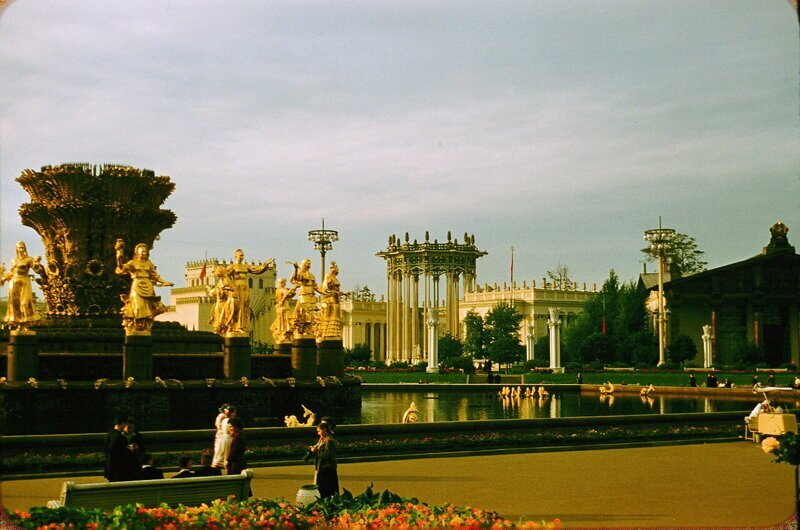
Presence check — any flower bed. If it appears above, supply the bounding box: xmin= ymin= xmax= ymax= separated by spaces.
xmin=6 ymin=485 xmax=561 ymax=529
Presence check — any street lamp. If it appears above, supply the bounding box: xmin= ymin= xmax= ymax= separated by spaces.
xmin=307 ymin=218 xmax=338 ymax=280
xmin=643 ymin=217 xmax=675 ymax=367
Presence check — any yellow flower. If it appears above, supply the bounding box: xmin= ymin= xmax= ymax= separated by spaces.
xmin=762 ymin=436 xmax=781 ymax=454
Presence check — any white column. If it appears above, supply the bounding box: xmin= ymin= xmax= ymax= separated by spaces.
xmin=402 ymin=271 xmax=410 ymax=361
xmin=423 ymin=272 xmax=430 ymax=357
xmin=411 ymin=274 xmax=419 ymax=361
xmin=426 ymin=314 xmax=439 ymax=373
xmin=702 ymin=324 xmax=713 ymax=368
xmin=525 ymin=323 xmax=535 ymax=362
xmin=452 ymin=273 xmax=460 ymax=339
xmin=548 ymin=307 xmax=562 ymax=371
xmin=384 ymin=272 xmax=394 ymax=359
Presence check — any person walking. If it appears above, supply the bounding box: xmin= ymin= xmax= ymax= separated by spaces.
xmin=212 ymin=404 xmax=237 ymax=469
xmin=309 ymin=420 xmax=339 ymax=499
xmin=103 ymin=416 xmax=141 ymax=482
xmin=225 ymin=418 xmax=247 ymax=475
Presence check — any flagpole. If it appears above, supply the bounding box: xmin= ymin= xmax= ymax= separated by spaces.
xmin=510 ymin=246 xmax=514 ymax=306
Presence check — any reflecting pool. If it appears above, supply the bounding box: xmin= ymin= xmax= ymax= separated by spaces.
xmin=340 ymin=389 xmax=795 ymax=425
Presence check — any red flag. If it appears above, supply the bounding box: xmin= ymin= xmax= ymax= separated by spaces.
xmin=199 ymin=262 xmax=207 ymax=282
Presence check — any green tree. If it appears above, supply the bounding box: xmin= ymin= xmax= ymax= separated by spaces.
xmin=484 ymin=302 xmax=524 ymax=369
xmin=437 ymin=334 xmax=464 ymax=366
xmin=564 ymin=269 xmax=654 ymax=366
xmin=667 ymin=335 xmax=698 ymax=366
xmin=462 ymin=310 xmax=486 ymax=358
xmin=643 ymin=232 xmax=707 ymax=276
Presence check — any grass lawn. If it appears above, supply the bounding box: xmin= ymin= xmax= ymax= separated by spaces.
xmin=353 ymin=369 xmax=796 ymax=388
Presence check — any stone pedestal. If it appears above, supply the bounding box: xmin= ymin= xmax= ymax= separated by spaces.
xmin=317 ymin=339 xmax=344 ymax=377
xmin=224 ymin=334 xmax=251 ymax=379
xmin=7 ymin=331 xmax=40 ymax=381
xmin=292 ymin=337 xmax=317 ymax=380
xmin=124 ymin=333 xmax=153 ymax=380
xmin=274 ymin=342 xmax=291 ymax=355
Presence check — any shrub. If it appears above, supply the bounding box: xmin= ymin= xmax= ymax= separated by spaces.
xmin=444 ymin=355 xmax=476 ymax=374
xmin=588 ymin=359 xmax=604 ymax=371
xmin=344 ymin=343 xmax=372 ymax=367
xmin=667 ymin=335 xmax=698 ymax=366
xmin=564 ymin=361 xmax=583 ymax=371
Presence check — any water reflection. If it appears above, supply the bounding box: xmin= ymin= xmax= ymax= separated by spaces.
xmin=343 ymin=389 xmax=758 ymax=425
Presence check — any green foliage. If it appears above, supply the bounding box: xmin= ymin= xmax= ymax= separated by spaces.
xmin=444 ymin=355 xmax=476 ymax=373
xmin=564 ymin=269 xmax=654 ymax=367
xmin=642 ymin=231 xmax=708 ymax=276
xmin=534 ymin=335 xmax=551 ymax=365
xmin=437 ymin=334 xmax=464 ymax=365
xmin=728 ymin=341 xmax=764 ymax=367
xmin=485 ymin=302 xmax=524 ymax=366
xmin=344 ymin=343 xmax=372 ymax=367
xmin=667 ymin=335 xmax=698 ymax=366
xmin=462 ymin=310 xmax=486 ymax=358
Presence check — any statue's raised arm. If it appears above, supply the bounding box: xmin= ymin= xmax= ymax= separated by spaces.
xmin=116 ymin=242 xmax=171 ymax=334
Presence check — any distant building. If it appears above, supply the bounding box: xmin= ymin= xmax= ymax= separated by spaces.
xmin=341 ymin=286 xmax=387 ymax=360
xmin=461 ymin=280 xmax=597 ymax=361
xmin=652 ymin=222 xmax=799 ymax=366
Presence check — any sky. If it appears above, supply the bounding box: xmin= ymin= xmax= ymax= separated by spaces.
xmin=1 ymin=0 xmax=798 ymax=297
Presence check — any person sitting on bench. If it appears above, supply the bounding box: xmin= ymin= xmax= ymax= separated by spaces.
xmin=173 ymin=455 xmax=195 ymax=478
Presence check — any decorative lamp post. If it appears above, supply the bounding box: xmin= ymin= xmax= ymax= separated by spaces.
xmin=643 ymin=218 xmax=675 ymax=367
xmin=307 ymin=218 xmax=338 ymax=279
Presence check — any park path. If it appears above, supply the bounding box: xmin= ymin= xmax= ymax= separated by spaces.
xmin=1 ymin=442 xmax=794 ymax=528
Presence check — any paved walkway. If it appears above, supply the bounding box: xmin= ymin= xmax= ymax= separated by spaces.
xmin=1 ymin=442 xmax=794 ymax=528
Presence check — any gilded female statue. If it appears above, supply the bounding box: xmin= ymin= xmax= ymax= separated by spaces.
xmin=225 ymin=249 xmax=275 ymax=334
xmin=0 ymin=241 xmax=47 ymax=330
xmin=115 ymin=241 xmax=174 ymax=333
xmin=206 ymin=265 xmax=237 ymax=336
xmin=270 ymin=277 xmax=297 ymax=343
xmin=317 ymin=261 xmax=347 ymax=340
xmin=289 ymin=258 xmax=319 ymax=336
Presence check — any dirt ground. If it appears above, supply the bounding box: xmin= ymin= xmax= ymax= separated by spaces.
xmin=1 ymin=442 xmax=794 ymax=528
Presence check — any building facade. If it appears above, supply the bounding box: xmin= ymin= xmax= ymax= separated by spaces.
xmin=656 ymin=222 xmax=800 ymax=367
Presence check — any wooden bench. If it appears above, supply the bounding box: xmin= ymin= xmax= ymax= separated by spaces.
xmin=47 ymin=469 xmax=254 ymax=510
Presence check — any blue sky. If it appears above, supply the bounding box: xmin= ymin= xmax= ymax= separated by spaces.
xmin=1 ymin=1 xmax=798 ymax=296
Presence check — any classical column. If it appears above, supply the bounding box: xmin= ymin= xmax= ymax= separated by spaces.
xmin=452 ymin=273 xmax=460 ymax=339
xmin=423 ymin=272 xmax=430 ymax=357
xmin=411 ymin=274 xmax=419 ymax=360
xmin=444 ymin=272 xmax=454 ymax=338
xmin=386 ymin=272 xmax=394 ymax=363
xmin=548 ymin=307 xmax=562 ymax=372
xmin=525 ymin=323 xmax=535 ymax=362
xmin=702 ymin=324 xmax=713 ymax=369
xmin=427 ymin=314 xmax=439 ymax=373
xmin=402 ymin=271 xmax=410 ymax=361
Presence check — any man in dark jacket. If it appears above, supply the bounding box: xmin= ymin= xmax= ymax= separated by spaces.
xmin=104 ymin=416 xmax=130 ymax=482
xmin=173 ymin=455 xmax=196 ymax=478
xmin=137 ymin=453 xmax=165 ymax=480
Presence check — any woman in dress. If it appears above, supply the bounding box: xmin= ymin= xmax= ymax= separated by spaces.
xmin=212 ymin=404 xmax=236 ymax=469
xmin=206 ymin=266 xmax=237 ymax=335
xmin=270 ymin=277 xmax=297 ymax=343
xmin=1 ymin=241 xmax=46 ymax=330
xmin=317 ymin=261 xmax=347 ymax=340
xmin=115 ymin=242 xmax=173 ymax=333
xmin=289 ymin=258 xmax=319 ymax=336
xmin=225 ymin=249 xmax=274 ymax=333
xmin=309 ymin=421 xmax=339 ymax=498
